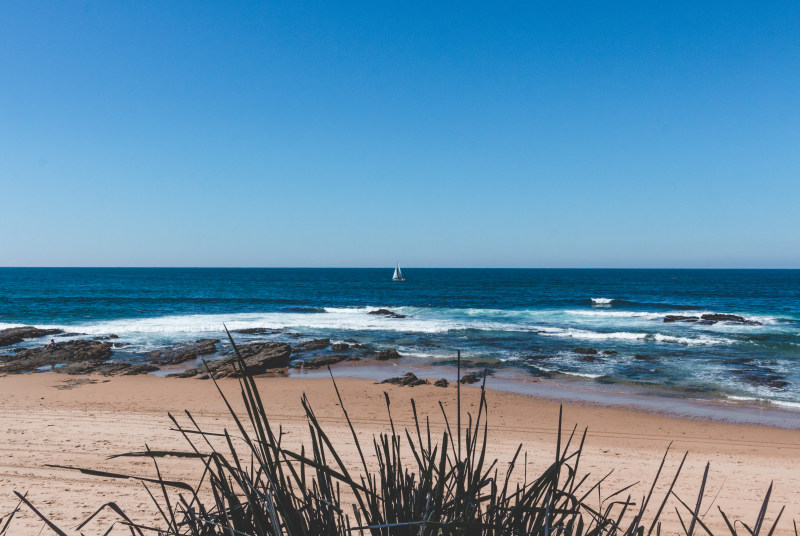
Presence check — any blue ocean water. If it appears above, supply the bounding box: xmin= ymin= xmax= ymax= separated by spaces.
xmin=1 ymin=268 xmax=799 ymax=408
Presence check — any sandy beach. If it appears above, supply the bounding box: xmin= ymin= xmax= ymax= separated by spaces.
xmin=1 ymin=371 xmax=798 ymax=535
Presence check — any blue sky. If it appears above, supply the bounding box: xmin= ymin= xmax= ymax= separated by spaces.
xmin=1 ymin=1 xmax=798 ymax=267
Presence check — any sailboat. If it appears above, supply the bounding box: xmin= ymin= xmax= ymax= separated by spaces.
xmin=392 ymin=262 xmax=406 ymax=281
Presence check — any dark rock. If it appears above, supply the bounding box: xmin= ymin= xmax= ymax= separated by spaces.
xmin=297 ymin=338 xmax=331 ymax=351
xmin=55 ymin=361 xmax=159 ymax=376
xmin=331 ymin=343 xmax=351 ymax=351
xmin=381 ymin=372 xmax=427 ymax=387
xmin=181 ymin=342 xmax=292 ymax=379
xmin=434 ymin=378 xmax=449 ymax=387
xmin=232 ymin=327 xmax=281 ymax=335
xmin=0 ymin=340 xmax=112 ymax=374
xmin=146 ymin=339 xmax=220 ymax=366
xmin=57 ymin=332 xmax=86 ymax=338
xmin=602 ymin=350 xmax=618 ymax=355
xmin=664 ymin=315 xmax=699 ymax=323
xmin=99 ymin=363 xmax=158 ymax=376
xmin=634 ymin=354 xmax=656 ymax=361
xmin=700 ymin=314 xmax=761 ymax=326
xmin=579 ymin=354 xmax=599 ymax=362
xmin=54 ymin=361 xmax=103 ymax=375
xmin=0 ymin=326 xmax=64 ymax=347
xmin=375 ymin=349 xmax=401 ymax=360
xmin=459 ymin=372 xmax=482 ymax=384
xmin=732 ymin=370 xmax=789 ymax=390
xmin=573 ymin=347 xmax=598 ymax=355
xmin=92 ymin=334 xmax=120 ymax=340
xmin=368 ymin=309 xmax=407 ymax=319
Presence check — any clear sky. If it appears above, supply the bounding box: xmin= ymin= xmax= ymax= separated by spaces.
xmin=1 ymin=1 xmax=798 ymax=268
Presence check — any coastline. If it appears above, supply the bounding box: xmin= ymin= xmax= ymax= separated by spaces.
xmin=290 ymin=358 xmax=800 ymax=429
xmin=1 ymin=370 xmax=799 ymax=534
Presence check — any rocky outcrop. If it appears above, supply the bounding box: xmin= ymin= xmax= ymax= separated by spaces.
xmin=664 ymin=314 xmax=761 ymax=326
xmin=368 ymin=309 xmax=407 ymax=319
xmin=331 ymin=343 xmax=351 ymax=351
xmin=55 ymin=361 xmax=159 ymax=376
xmin=381 ymin=372 xmax=427 ymax=387
xmin=459 ymin=372 xmax=482 ymax=384
xmin=0 ymin=340 xmax=112 ymax=374
xmin=434 ymin=378 xmax=449 ymax=387
xmin=573 ymin=347 xmax=598 ymax=355
xmin=700 ymin=314 xmax=761 ymax=325
xmin=375 ymin=349 xmax=401 ymax=360
xmin=0 ymin=326 xmax=63 ymax=347
xmin=146 ymin=339 xmax=219 ymax=366
xmin=297 ymin=339 xmax=331 ymax=351
xmin=663 ymin=315 xmax=699 ymax=323
xmin=179 ymin=342 xmax=292 ymax=379
xmin=232 ymin=327 xmax=281 ymax=335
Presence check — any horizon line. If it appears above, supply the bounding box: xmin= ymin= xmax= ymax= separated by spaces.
xmin=1 ymin=266 xmax=799 ymax=270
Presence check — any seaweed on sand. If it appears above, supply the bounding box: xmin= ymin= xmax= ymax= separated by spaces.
xmin=8 ymin=328 xmax=798 ymax=535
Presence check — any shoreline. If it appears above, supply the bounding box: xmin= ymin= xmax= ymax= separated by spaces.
xmin=289 ymin=358 xmax=800 ymax=429
xmin=7 ymin=348 xmax=800 ymax=430
xmin=1 ymin=371 xmax=799 ymax=534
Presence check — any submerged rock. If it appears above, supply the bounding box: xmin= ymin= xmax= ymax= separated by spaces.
xmin=700 ymin=314 xmax=762 ymax=326
xmin=368 ymin=309 xmax=407 ymax=319
xmin=664 ymin=313 xmax=761 ymax=326
xmin=381 ymin=372 xmax=427 ymax=387
xmin=732 ymin=370 xmax=789 ymax=390
xmin=573 ymin=347 xmax=598 ymax=355
xmin=0 ymin=326 xmax=63 ymax=348
xmin=146 ymin=339 xmax=220 ymax=366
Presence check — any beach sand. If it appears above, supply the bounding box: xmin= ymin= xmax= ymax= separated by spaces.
xmin=1 ymin=372 xmax=798 ymax=535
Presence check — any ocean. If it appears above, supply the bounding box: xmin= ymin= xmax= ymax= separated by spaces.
xmin=1 ymin=268 xmax=799 ymax=409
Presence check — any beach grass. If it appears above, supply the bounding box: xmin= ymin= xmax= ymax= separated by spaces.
xmin=7 ymin=329 xmax=797 ymax=535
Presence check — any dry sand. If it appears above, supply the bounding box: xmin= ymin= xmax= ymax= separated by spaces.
xmin=1 ymin=372 xmax=798 ymax=535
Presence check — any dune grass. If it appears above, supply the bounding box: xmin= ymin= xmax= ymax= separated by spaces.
xmin=7 ymin=328 xmax=798 ymax=535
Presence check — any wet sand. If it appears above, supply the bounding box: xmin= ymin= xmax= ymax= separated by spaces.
xmin=1 ymin=371 xmax=799 ymax=535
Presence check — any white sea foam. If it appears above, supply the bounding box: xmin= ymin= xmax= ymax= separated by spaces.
xmin=725 ymin=395 xmax=800 ymax=410
xmin=564 ymin=310 xmax=664 ymax=320
xmin=651 ymin=333 xmax=726 ymax=345
xmin=0 ymin=305 xmax=768 ymax=350
xmin=537 ymin=366 xmax=606 ymax=379
xmin=591 ymin=298 xmax=614 ymax=304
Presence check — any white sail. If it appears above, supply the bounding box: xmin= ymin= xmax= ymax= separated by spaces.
xmin=392 ymin=262 xmax=405 ymax=281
